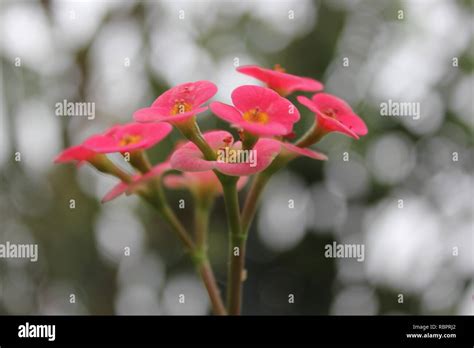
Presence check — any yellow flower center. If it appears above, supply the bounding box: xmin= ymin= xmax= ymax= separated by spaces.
xmin=242 ymin=108 xmax=269 ymax=124
xmin=119 ymin=134 xmax=142 ymax=146
xmin=171 ymin=100 xmax=192 ymax=115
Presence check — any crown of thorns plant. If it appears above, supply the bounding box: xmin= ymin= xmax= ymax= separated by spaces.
xmin=55 ymin=64 xmax=368 ymax=315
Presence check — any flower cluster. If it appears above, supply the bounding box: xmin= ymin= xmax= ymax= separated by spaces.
xmin=55 ymin=64 xmax=367 ymax=315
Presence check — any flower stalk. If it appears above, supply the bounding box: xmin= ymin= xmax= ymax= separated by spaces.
xmin=222 ymin=178 xmax=245 ymax=315
xmin=193 ymin=195 xmax=227 ymax=315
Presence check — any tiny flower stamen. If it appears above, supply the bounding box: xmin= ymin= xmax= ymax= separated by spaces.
xmin=242 ymin=108 xmax=269 ymax=124
xmin=119 ymin=134 xmax=142 ymax=146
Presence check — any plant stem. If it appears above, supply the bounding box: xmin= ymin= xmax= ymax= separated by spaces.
xmin=91 ymin=155 xmax=132 ymax=183
xmin=177 ymin=118 xmax=217 ymax=161
xmin=192 ymin=197 xmax=226 ymax=315
xmin=141 ymin=178 xmax=227 ymax=315
xmin=241 ymin=173 xmax=271 ymax=235
xmin=294 ymin=125 xmax=326 ymax=148
xmin=143 ymin=191 xmax=195 ymax=251
xmin=129 ymin=150 xmax=152 ymax=173
xmin=178 ymin=118 xmax=247 ymax=314
xmin=222 ymin=179 xmax=245 ymax=315
xmin=241 ymin=126 xmax=326 ymax=234
xmin=198 ymin=258 xmax=227 ymax=315
xmin=194 ymin=197 xmax=212 ymax=250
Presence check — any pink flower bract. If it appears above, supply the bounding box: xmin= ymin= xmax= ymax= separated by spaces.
xmin=210 ymin=85 xmax=300 ymax=137
xmin=164 ymin=171 xmax=248 ymax=196
xmin=170 ymin=130 xmax=281 ymax=176
xmin=279 ymin=142 xmax=328 ymax=161
xmin=54 ymin=145 xmax=98 ymax=166
xmin=134 ymin=81 xmax=217 ymax=124
xmin=237 ymin=64 xmax=323 ymax=96
xmin=297 ymin=93 xmax=368 ymax=139
xmin=102 ymin=162 xmax=171 ymax=202
xmin=83 ymin=122 xmax=172 ymax=153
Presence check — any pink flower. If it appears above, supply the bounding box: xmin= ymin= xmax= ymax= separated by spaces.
xmin=102 ymin=162 xmax=171 ymax=202
xmin=279 ymin=142 xmax=328 ymax=161
xmin=170 ymin=130 xmax=281 ymax=176
xmin=164 ymin=171 xmax=248 ymax=196
xmin=54 ymin=145 xmax=98 ymax=166
xmin=210 ymin=85 xmax=300 ymax=137
xmin=134 ymin=81 xmax=217 ymax=124
xmin=237 ymin=64 xmax=323 ymax=96
xmin=83 ymin=122 xmax=172 ymax=153
xmin=297 ymin=93 xmax=368 ymax=139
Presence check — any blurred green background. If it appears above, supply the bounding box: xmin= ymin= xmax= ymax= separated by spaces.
xmin=0 ymin=0 xmax=473 ymax=315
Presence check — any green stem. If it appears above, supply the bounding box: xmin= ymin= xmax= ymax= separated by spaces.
xmin=240 ymin=125 xmax=327 ymax=235
xmin=194 ymin=197 xmax=213 ymax=250
xmin=242 ymin=131 xmax=258 ymax=150
xmin=90 ymin=155 xmax=132 ymax=183
xmin=222 ymin=179 xmax=245 ymax=315
xmin=193 ymin=197 xmax=226 ymax=315
xmin=198 ymin=260 xmax=227 ymax=315
xmin=142 ymin=190 xmax=195 ymax=251
xmin=177 ymin=118 xmax=217 ymax=161
xmin=177 ymin=117 xmax=247 ymax=314
xmin=295 ymin=124 xmax=326 ymax=148
xmin=143 ymin=179 xmax=227 ymax=315
xmin=241 ymin=173 xmax=271 ymax=235
xmin=129 ymin=150 xmax=152 ymax=173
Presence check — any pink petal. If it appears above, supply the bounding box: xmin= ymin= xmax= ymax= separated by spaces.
xmin=237 ymin=65 xmax=323 ymax=94
xmin=134 ymin=106 xmax=208 ymax=123
xmin=298 ymin=94 xmax=366 ymax=139
xmin=133 ymin=106 xmax=170 ymax=122
xmin=54 ymin=145 xmax=96 ymax=163
xmin=210 ymin=102 xmax=243 ymax=124
xmin=289 ymin=76 xmax=324 ymax=93
xmin=215 ymin=138 xmax=280 ymax=176
xmin=151 ymin=81 xmax=217 ymax=109
xmin=102 ymin=182 xmax=129 ymax=203
xmin=297 ymin=95 xmax=319 ymax=113
xmin=103 ymin=162 xmax=172 ymax=203
xmin=280 ymin=142 xmax=328 ymax=160
xmin=231 ymin=85 xmax=280 ymax=113
xmin=83 ymin=123 xmax=172 ymax=153
xmin=200 ymin=130 xmax=234 ymax=149
xmin=335 ymin=112 xmax=368 ymax=136
xmin=170 ymin=130 xmax=236 ymax=172
xmin=82 ymin=134 xmax=118 ymax=153
xmin=170 ymin=147 xmax=216 ymax=172
xmin=317 ymin=115 xmax=359 ymax=139
xmin=311 ymin=93 xmax=354 ymax=115
xmin=189 ymin=81 xmax=218 ymax=107
xmin=264 ymin=96 xmax=300 ymax=131
xmin=235 ymin=121 xmax=288 ymax=137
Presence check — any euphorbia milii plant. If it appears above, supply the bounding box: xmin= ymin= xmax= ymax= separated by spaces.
xmin=55 ymin=64 xmax=367 ymax=316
